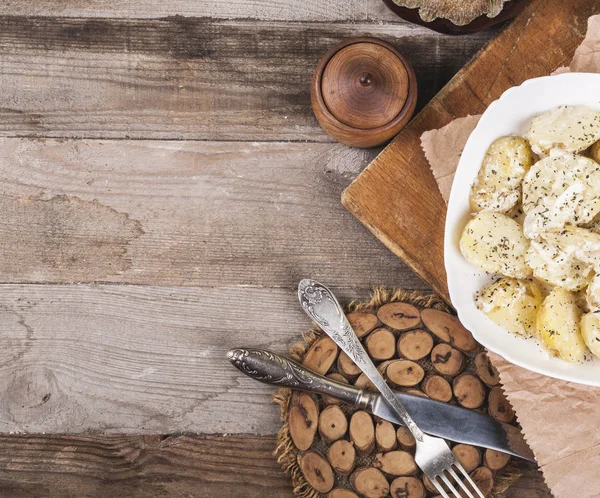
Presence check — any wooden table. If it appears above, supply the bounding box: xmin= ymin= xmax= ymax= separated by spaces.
xmin=0 ymin=2 xmax=549 ymax=496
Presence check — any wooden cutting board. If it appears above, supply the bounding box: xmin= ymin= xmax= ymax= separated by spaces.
xmin=342 ymin=0 xmax=598 ymax=302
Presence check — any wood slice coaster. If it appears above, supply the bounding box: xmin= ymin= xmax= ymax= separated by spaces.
xmin=273 ymin=288 xmax=521 ymax=498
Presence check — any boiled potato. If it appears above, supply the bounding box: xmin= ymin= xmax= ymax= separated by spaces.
xmin=521 ymin=154 xmax=600 ymax=237
xmin=581 ymin=312 xmax=600 ymax=359
xmin=521 ymin=155 xmax=600 ymax=213
xmin=587 ymin=274 xmax=600 ymax=312
xmin=460 ymin=212 xmax=531 ymax=278
xmin=523 ymin=201 xmax=575 ymax=239
xmin=542 ymin=226 xmax=600 ymax=266
xmin=526 ymin=239 xmax=593 ymax=291
xmin=469 ymin=136 xmax=535 ymax=213
xmin=525 ymin=105 xmax=600 ymax=155
xmin=475 ymin=278 xmax=542 ymax=338
xmin=537 ymin=287 xmax=586 ymax=362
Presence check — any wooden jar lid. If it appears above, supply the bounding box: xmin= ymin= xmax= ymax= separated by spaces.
xmin=311 ymin=37 xmax=417 ymax=148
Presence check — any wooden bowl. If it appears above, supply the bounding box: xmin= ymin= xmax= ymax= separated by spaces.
xmin=311 ymin=37 xmax=417 ymax=148
xmin=381 ymin=0 xmax=529 ymax=35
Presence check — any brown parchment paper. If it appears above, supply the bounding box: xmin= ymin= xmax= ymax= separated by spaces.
xmin=421 ymin=15 xmax=600 ymax=498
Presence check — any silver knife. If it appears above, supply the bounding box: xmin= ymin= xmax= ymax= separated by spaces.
xmin=227 ymin=347 xmax=535 ymax=462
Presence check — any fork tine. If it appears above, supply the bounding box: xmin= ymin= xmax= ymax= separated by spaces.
xmin=430 ymin=477 xmax=452 ymax=498
xmin=448 ymin=467 xmax=475 ymax=498
xmin=454 ymin=461 xmax=485 ymax=498
xmin=439 ymin=473 xmax=462 ymax=498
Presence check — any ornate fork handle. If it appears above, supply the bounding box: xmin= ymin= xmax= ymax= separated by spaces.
xmin=298 ymin=279 xmax=426 ymax=442
xmin=297 ymin=281 xmax=367 ymax=364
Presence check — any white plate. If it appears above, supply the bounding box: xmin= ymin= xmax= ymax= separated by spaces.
xmin=445 ymin=72 xmax=600 ymax=386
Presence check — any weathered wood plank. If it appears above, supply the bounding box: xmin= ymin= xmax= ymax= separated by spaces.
xmin=0 ymin=434 xmax=294 ymax=497
xmin=0 ymin=138 xmax=429 ymax=288
xmin=0 ymin=283 xmax=375 ymax=433
xmin=0 ymin=18 xmax=495 ymax=141
xmin=0 ymin=0 xmax=411 ymax=22
xmin=0 ymin=434 xmax=551 ymax=497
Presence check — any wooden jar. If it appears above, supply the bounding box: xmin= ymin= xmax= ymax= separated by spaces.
xmin=311 ymin=37 xmax=417 ymax=148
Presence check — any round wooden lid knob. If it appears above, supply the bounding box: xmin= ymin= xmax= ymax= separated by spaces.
xmin=311 ymin=37 xmax=417 ymax=148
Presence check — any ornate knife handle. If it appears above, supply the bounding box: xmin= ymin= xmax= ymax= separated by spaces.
xmin=227 ymin=348 xmax=372 ymax=409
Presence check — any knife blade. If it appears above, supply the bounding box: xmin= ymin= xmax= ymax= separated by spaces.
xmin=227 ymin=347 xmax=535 ymax=462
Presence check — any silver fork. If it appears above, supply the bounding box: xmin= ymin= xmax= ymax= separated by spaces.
xmin=298 ymin=279 xmax=485 ymax=498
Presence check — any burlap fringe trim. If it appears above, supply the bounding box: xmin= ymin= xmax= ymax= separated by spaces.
xmin=272 ymin=287 xmax=522 ymax=497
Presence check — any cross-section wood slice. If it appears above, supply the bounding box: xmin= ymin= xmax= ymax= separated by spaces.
xmin=470 ymin=466 xmax=494 ymax=496
xmin=377 ymin=302 xmax=421 ymax=330
xmin=475 ymin=352 xmax=501 ymax=387
xmin=421 ymin=375 xmax=452 ymax=402
xmin=389 ymin=476 xmax=426 ymax=498
xmin=328 ymin=439 xmax=356 ymax=475
xmin=365 ymin=328 xmax=397 ymax=360
xmin=386 ymin=360 xmax=425 ymax=386
xmin=453 ymin=374 xmax=486 ymax=409
xmin=355 ymin=372 xmax=376 ymax=391
xmin=421 ymin=309 xmax=478 ymax=352
xmin=377 ymin=359 xmax=396 ymax=376
xmin=488 ymin=387 xmax=515 ymax=423
xmin=288 ymin=392 xmax=319 ymax=451
xmin=351 ymin=467 xmax=390 ymax=498
xmin=430 ymin=343 xmax=463 ymax=376
xmin=298 ymin=451 xmax=335 ymax=493
xmin=329 ymin=489 xmax=359 ymax=498
xmin=347 ymin=312 xmax=379 ymax=338
xmin=349 ymin=411 xmax=375 ymax=456
xmin=338 ymin=351 xmax=362 ymax=377
xmin=374 ymin=450 xmax=418 ymax=476
xmin=319 ymin=405 xmax=348 ymax=443
xmin=484 ymin=449 xmax=510 ymax=471
xmin=452 ymin=444 xmax=481 ymax=473
xmin=396 ymin=426 xmax=416 ymax=450
xmin=397 ymin=329 xmax=434 ymax=360
xmin=375 ymin=418 xmax=397 ymax=452
xmin=303 ymin=336 xmax=339 ymax=374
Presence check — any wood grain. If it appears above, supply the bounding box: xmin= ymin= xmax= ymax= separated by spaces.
xmin=0 ymin=284 xmax=373 ymax=433
xmin=0 ymin=138 xmax=428 ymax=288
xmin=0 ymin=434 xmax=293 ymax=498
xmin=0 ymin=0 xmax=406 ymax=22
xmin=342 ymin=0 xmax=599 ymax=302
xmin=0 ymin=434 xmax=550 ymax=498
xmin=312 ymin=37 xmax=417 ymax=148
xmin=0 ymin=18 xmax=494 ymax=141
xmin=0 ymin=1 xmax=541 ymax=495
